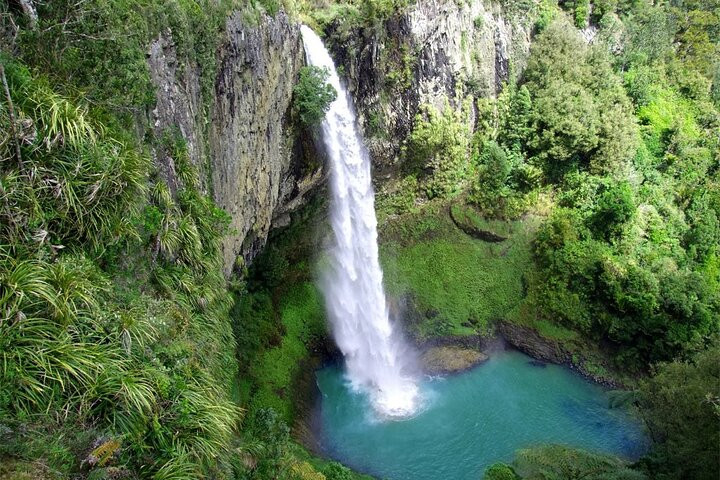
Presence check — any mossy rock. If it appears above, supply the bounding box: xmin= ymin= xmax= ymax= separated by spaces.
xmin=421 ymin=346 xmax=489 ymax=374
xmin=0 ymin=458 xmax=60 ymax=480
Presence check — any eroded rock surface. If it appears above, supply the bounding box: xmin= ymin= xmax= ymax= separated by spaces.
xmin=327 ymin=0 xmax=537 ymax=177
xmin=148 ymin=13 xmax=325 ymax=275
xmin=422 ymin=346 xmax=489 ymax=374
xmin=211 ymin=13 xmax=320 ymax=273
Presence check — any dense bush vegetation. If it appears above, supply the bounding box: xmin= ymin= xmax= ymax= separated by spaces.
xmin=483 ymin=445 xmax=646 ymax=479
xmin=379 ymin=1 xmax=718 ymax=477
xmin=293 ymin=66 xmax=337 ymax=127
xmin=13 ymin=0 xmax=239 ymax=120
xmin=0 ymin=58 xmax=240 ymax=478
xmin=636 ymin=344 xmax=720 ymax=479
xmin=390 ymin=0 xmax=719 ymax=370
xmin=0 ymin=1 xmax=362 ymax=478
xmin=407 ymin=103 xmax=472 ymax=198
xmin=523 ymin=8 xmax=719 ymax=369
xmin=2 ymin=0 xmax=718 ymax=478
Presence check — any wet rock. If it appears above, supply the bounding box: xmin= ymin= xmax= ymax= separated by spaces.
xmin=497 ymin=321 xmax=570 ymax=365
xmin=528 ymin=359 xmax=547 ymax=368
xmin=497 ymin=320 xmax=625 ymax=388
xmin=421 ymin=346 xmax=488 ymax=374
xmin=211 ymin=13 xmax=324 ymax=274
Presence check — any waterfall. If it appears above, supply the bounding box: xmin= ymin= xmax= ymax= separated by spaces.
xmin=300 ymin=26 xmax=419 ymax=417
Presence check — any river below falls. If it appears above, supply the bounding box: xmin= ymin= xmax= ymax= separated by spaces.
xmin=313 ymin=349 xmax=648 ymax=480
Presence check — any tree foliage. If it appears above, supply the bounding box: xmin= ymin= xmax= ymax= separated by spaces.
xmin=407 ymin=102 xmax=472 ymax=198
xmin=637 ymin=344 xmax=720 ymax=480
xmin=484 ymin=445 xmax=646 ymax=480
xmin=293 ymin=66 xmax=337 ymax=127
xmin=523 ymin=19 xmax=638 ymax=178
xmin=523 ymin=11 xmax=720 ymax=368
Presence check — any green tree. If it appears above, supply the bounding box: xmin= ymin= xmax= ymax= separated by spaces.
xmin=245 ymin=408 xmax=292 ymax=479
xmin=523 ymin=19 xmax=637 ymax=179
xmin=685 ymin=193 xmax=720 ymax=261
xmin=637 ymin=345 xmax=720 ymax=480
xmin=591 ymin=182 xmax=635 ymax=240
xmin=407 ymin=103 xmax=471 ymax=198
xmin=574 ymin=0 xmax=589 ymax=27
xmin=498 ymin=83 xmax=532 ymax=153
xmin=293 ymin=66 xmax=337 ymax=127
xmin=483 ymin=463 xmax=519 ymax=480
xmin=322 ymin=461 xmax=353 ymax=480
xmin=469 ymin=140 xmax=512 ymax=216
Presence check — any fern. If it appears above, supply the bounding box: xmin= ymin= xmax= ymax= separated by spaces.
xmin=90 ymin=439 xmax=121 ymax=467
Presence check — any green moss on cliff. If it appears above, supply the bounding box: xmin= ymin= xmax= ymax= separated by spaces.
xmin=245 ymin=282 xmax=325 ymax=420
xmin=379 ymin=202 xmax=540 ymax=339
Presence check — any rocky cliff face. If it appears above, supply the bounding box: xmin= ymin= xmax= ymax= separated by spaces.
xmin=148 ymin=12 xmax=324 ymax=275
xmin=147 ymin=1 xmax=537 ymax=275
xmin=210 ymin=12 xmax=324 ymax=274
xmin=326 ymin=0 xmax=537 ymax=179
xmin=148 ymin=32 xmax=209 ymax=195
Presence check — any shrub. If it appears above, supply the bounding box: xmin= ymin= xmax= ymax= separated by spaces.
xmin=293 ymin=66 xmax=337 ymax=127
xmin=638 ymin=345 xmax=720 ymax=480
xmin=0 ymin=60 xmax=240 ymax=478
xmin=469 ymin=141 xmax=511 ymax=216
xmin=483 ymin=463 xmax=519 ymax=480
xmin=407 ymin=102 xmax=471 ymax=198
xmin=513 ymin=445 xmax=646 ymax=479
xmin=574 ymin=0 xmax=589 ymax=27
xmin=591 ymin=181 xmax=635 ymax=240
xmin=322 ymin=461 xmax=353 ymax=480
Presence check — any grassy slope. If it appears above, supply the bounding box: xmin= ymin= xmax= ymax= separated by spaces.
xmin=378 ymin=199 xmax=635 ymax=384
xmin=379 ymin=201 xmax=541 ymax=339
xmin=246 ymin=281 xmax=326 ymax=419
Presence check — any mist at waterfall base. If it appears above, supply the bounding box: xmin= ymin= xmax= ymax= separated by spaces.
xmin=315 ymin=349 xmax=648 ymax=480
xmin=301 ymin=26 xmax=420 ymax=418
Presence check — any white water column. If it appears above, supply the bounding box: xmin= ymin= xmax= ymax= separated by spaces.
xmin=301 ymin=26 xmax=419 ymax=417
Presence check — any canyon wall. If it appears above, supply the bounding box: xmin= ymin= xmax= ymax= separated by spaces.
xmin=327 ymin=0 xmax=537 ymax=178
xmin=148 ymin=12 xmax=323 ymax=275
xmin=146 ymin=0 xmax=538 ymax=273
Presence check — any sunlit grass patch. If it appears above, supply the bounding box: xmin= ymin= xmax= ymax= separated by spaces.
xmin=379 ymin=201 xmax=541 ymax=339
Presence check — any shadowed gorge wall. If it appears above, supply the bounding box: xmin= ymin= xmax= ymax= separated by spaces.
xmin=148 ymin=11 xmax=324 ymax=275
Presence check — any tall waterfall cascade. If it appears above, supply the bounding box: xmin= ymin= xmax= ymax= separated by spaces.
xmin=300 ymin=26 xmax=420 ymax=417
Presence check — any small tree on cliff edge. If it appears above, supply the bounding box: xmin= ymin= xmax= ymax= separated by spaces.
xmin=293 ymin=66 xmax=337 ymax=127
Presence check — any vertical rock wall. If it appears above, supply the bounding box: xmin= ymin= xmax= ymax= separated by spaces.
xmin=147 ymin=1 xmax=538 ymax=275
xmin=148 ymin=12 xmax=324 ymax=275
xmin=210 ymin=12 xmax=315 ymax=274
xmin=326 ymin=0 xmax=537 ymax=178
